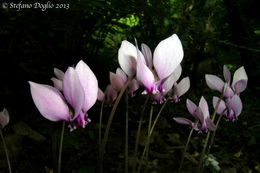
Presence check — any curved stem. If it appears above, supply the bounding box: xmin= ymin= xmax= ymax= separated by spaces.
xmin=145 ymin=105 xmax=153 ymax=173
xmin=58 ymin=121 xmax=65 ymax=173
xmin=99 ymin=100 xmax=105 ymax=173
xmin=100 ymin=77 xmax=132 ymax=172
xmin=125 ymin=91 xmax=129 ymax=173
xmin=178 ymin=121 xmax=197 ymax=173
xmin=132 ymin=95 xmax=150 ymax=173
xmin=0 ymin=128 xmax=12 ymax=173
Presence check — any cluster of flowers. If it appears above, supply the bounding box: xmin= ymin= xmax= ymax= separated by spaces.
xmin=28 ymin=34 xmax=190 ymax=130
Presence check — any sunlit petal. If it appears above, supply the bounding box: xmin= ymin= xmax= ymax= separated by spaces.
xmin=141 ymin=43 xmax=153 ymax=68
xmin=232 ymin=66 xmax=248 ymax=92
xmin=205 ymin=74 xmax=225 ymax=92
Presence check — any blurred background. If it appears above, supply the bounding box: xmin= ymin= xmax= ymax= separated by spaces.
xmin=0 ymin=0 xmax=259 ymax=172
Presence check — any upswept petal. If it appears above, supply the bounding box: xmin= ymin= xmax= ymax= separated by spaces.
xmin=162 ymin=72 xmax=175 ymax=94
xmin=104 ymin=85 xmax=117 ymax=105
xmin=226 ymin=95 xmax=242 ymax=116
xmin=186 ymin=99 xmax=198 ymax=119
xmin=194 ymin=106 xmax=205 ymax=125
xmin=212 ymin=96 xmax=227 ymax=115
xmin=175 ymin=77 xmax=190 ymax=97
xmin=54 ymin=68 xmax=64 ymax=80
xmin=234 ymin=79 xmax=248 ymax=94
xmin=232 ymin=66 xmax=248 ymax=91
xmin=0 ymin=108 xmax=9 ymax=128
xmin=51 ymin=77 xmax=63 ymax=91
xmin=199 ymin=96 xmax=210 ymax=118
xmin=97 ymin=88 xmax=104 ymax=102
xmin=29 ymin=81 xmax=70 ymax=122
xmin=129 ymin=79 xmax=139 ymax=95
xmin=173 ymin=117 xmax=194 ymax=126
xmin=223 ymin=65 xmax=231 ymax=83
xmin=118 ymin=40 xmax=145 ymax=77
xmin=110 ymin=72 xmax=125 ymax=91
xmin=141 ymin=43 xmax=153 ymax=68
xmin=116 ymin=68 xmax=127 ymax=84
xmin=205 ymin=74 xmax=225 ymax=92
xmin=136 ymin=53 xmax=155 ymax=93
xmin=205 ymin=117 xmax=217 ymax=131
xmin=63 ymin=67 xmax=85 ymax=120
xmin=75 ymin=60 xmax=98 ymax=112
xmin=153 ymin=34 xmax=184 ymax=80
xmin=172 ymin=65 xmax=182 ymax=83
xmin=224 ymin=85 xmax=234 ymax=98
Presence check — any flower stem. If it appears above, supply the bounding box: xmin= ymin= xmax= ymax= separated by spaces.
xmin=58 ymin=121 xmax=65 ymax=173
xmin=132 ymin=95 xmax=150 ymax=173
xmin=178 ymin=121 xmax=197 ymax=173
xmin=100 ymin=77 xmax=132 ymax=172
xmin=125 ymin=91 xmax=129 ymax=173
xmin=144 ymin=105 xmax=153 ymax=173
xmin=99 ymin=99 xmax=105 ymax=173
xmin=137 ymin=98 xmax=169 ymax=172
xmin=0 ymin=128 xmax=12 ymax=173
xmin=197 ymin=95 xmax=223 ymax=173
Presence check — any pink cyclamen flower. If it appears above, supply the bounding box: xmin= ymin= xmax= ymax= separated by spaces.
xmin=0 ymin=108 xmax=9 ymax=129
xmin=97 ymin=85 xmax=118 ymax=106
xmin=174 ymin=97 xmax=216 ymax=133
xmin=205 ymin=65 xmax=248 ymax=97
xmin=29 ymin=60 xmax=98 ymax=130
xmin=213 ymin=94 xmax=242 ymax=121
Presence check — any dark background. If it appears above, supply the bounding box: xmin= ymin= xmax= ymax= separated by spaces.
xmin=0 ymin=0 xmax=259 ymax=172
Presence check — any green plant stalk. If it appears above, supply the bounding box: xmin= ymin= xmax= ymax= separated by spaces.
xmin=137 ymin=98 xmax=169 ymax=172
xmin=197 ymin=95 xmax=223 ymax=173
xmin=100 ymin=77 xmax=132 ymax=173
xmin=144 ymin=105 xmax=153 ymax=173
xmin=0 ymin=128 xmax=12 ymax=173
xmin=178 ymin=121 xmax=198 ymax=173
xmin=99 ymin=99 xmax=105 ymax=173
xmin=58 ymin=121 xmax=65 ymax=173
xmin=132 ymin=95 xmax=150 ymax=173
xmin=125 ymin=91 xmax=129 ymax=173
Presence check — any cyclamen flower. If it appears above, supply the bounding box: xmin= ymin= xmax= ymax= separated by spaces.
xmin=205 ymin=65 xmax=248 ymax=97
xmin=97 ymin=85 xmax=118 ymax=106
xmin=173 ymin=97 xmax=216 ymax=133
xmin=0 ymin=108 xmax=9 ymax=129
xmin=213 ymin=95 xmax=243 ymax=121
xmin=29 ymin=60 xmax=98 ymax=130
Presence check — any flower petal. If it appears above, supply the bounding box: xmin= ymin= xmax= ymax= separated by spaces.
xmin=205 ymin=74 xmax=225 ymax=92
xmin=212 ymin=96 xmax=227 ymax=115
xmin=186 ymin=99 xmax=198 ymax=119
xmin=153 ymin=34 xmax=184 ymax=80
xmin=224 ymin=85 xmax=234 ymax=98
xmin=116 ymin=68 xmax=127 ymax=83
xmin=172 ymin=65 xmax=182 ymax=82
xmin=136 ymin=52 xmax=155 ymax=93
xmin=63 ymin=67 xmax=85 ymax=120
xmin=128 ymin=79 xmax=139 ymax=97
xmin=75 ymin=60 xmax=98 ymax=112
xmin=234 ymin=79 xmax=248 ymax=94
xmin=176 ymin=77 xmax=190 ymax=97
xmin=162 ymin=72 xmax=175 ymax=94
xmin=29 ymin=81 xmax=70 ymax=121
xmin=110 ymin=72 xmax=125 ymax=91
xmin=199 ymin=96 xmax=210 ymax=119
xmin=0 ymin=108 xmax=9 ymax=128
xmin=141 ymin=43 xmax=153 ymax=68
xmin=51 ymin=77 xmax=63 ymax=91
xmin=173 ymin=117 xmax=194 ymax=126
xmin=104 ymin=85 xmax=117 ymax=105
xmin=54 ymin=68 xmax=64 ymax=80
xmin=223 ymin=65 xmax=231 ymax=83
xmin=118 ymin=40 xmax=145 ymax=77
xmin=226 ymin=95 xmax=242 ymax=116
xmin=205 ymin=117 xmax=217 ymax=131
xmin=97 ymin=88 xmax=104 ymax=102
xmin=232 ymin=66 xmax=248 ymax=93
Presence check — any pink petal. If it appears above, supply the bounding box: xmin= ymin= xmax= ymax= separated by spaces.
xmin=118 ymin=40 xmax=145 ymax=77
xmin=212 ymin=96 xmax=227 ymax=115
xmin=234 ymin=79 xmax=248 ymax=94
xmin=223 ymin=65 xmax=231 ymax=83
xmin=232 ymin=66 xmax=248 ymax=92
xmin=186 ymin=99 xmax=199 ymax=120
xmin=51 ymin=77 xmax=63 ymax=91
xmin=162 ymin=72 xmax=175 ymax=94
xmin=141 ymin=43 xmax=153 ymax=68
xmin=136 ymin=52 xmax=155 ymax=93
xmin=172 ymin=65 xmax=182 ymax=82
xmin=29 ymin=81 xmax=70 ymax=121
xmin=54 ymin=68 xmax=64 ymax=80
xmin=176 ymin=77 xmax=190 ymax=97
xmin=97 ymin=88 xmax=104 ymax=102
xmin=129 ymin=79 xmax=139 ymax=95
xmin=110 ymin=72 xmax=125 ymax=91
xmin=116 ymin=68 xmax=127 ymax=83
xmin=226 ymin=95 xmax=242 ymax=116
xmin=205 ymin=117 xmax=216 ymax=131
xmin=0 ymin=108 xmax=9 ymax=128
xmin=194 ymin=106 xmax=205 ymax=125
xmin=199 ymin=96 xmax=210 ymax=119
xmin=63 ymin=67 xmax=85 ymax=120
xmin=153 ymin=34 xmax=184 ymax=80
xmin=75 ymin=60 xmax=98 ymax=112
xmin=104 ymin=85 xmax=117 ymax=105
xmin=173 ymin=117 xmax=194 ymax=126
xmin=223 ymin=85 xmax=234 ymax=98
xmin=205 ymin=74 xmax=225 ymax=92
